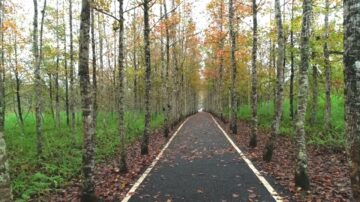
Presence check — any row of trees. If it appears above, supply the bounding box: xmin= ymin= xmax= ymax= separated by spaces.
xmin=0 ymin=0 xmax=202 ymax=201
xmin=204 ymin=0 xmax=359 ymax=199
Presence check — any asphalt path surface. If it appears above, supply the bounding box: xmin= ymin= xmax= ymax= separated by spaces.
xmin=127 ymin=113 xmax=279 ymax=202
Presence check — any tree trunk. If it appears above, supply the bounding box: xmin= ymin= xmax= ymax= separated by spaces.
xmin=132 ymin=10 xmax=138 ymax=111
xmin=290 ymin=0 xmax=295 ymax=120
xmin=263 ymin=0 xmax=285 ymax=162
xmin=172 ymin=1 xmax=180 ymax=124
xmin=69 ymin=0 xmax=76 ymax=136
xmin=64 ymin=8 xmax=70 ymax=127
xmin=14 ymin=35 xmax=24 ymax=127
xmin=344 ymin=0 xmax=360 ymax=199
xmin=323 ymin=0 xmax=331 ymax=132
xmin=160 ymin=4 xmax=165 ymax=117
xmin=55 ymin=0 xmax=61 ymax=128
xmin=0 ymin=0 xmax=4 ymax=131
xmin=218 ymin=0 xmax=225 ymax=120
xmin=34 ymin=0 xmax=45 ymax=157
xmin=294 ymin=0 xmax=311 ymax=190
xmin=0 ymin=0 xmax=12 ymax=199
xmin=117 ymin=0 xmax=127 ymax=173
xmin=310 ymin=64 xmax=318 ymax=125
xmin=78 ymin=0 xmax=97 ymax=201
xmin=0 ymin=0 xmax=3 ymax=130
xmin=48 ymin=73 xmax=55 ymax=120
xmin=91 ymin=7 xmax=97 ymax=128
xmin=249 ymin=0 xmax=258 ymax=148
xmin=97 ymin=13 xmax=104 ymax=75
xmin=163 ymin=0 xmax=171 ymax=138
xmin=229 ymin=0 xmax=237 ymax=134
xmin=141 ymin=0 xmax=151 ymax=155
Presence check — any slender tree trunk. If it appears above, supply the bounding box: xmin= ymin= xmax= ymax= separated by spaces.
xmin=263 ymin=0 xmax=285 ymax=162
xmin=323 ymin=0 xmax=331 ymax=132
xmin=229 ymin=0 xmax=237 ymax=134
xmin=97 ymin=13 xmax=104 ymax=75
xmin=310 ymin=64 xmax=318 ymax=125
xmin=117 ymin=0 xmax=127 ymax=173
xmin=64 ymin=9 xmax=70 ymax=127
xmin=160 ymin=1 xmax=166 ymax=122
xmin=34 ymin=0 xmax=45 ymax=157
xmin=0 ymin=0 xmax=12 ymax=199
xmin=78 ymin=0 xmax=97 ymax=201
xmin=344 ymin=0 xmax=360 ymax=199
xmin=14 ymin=35 xmax=24 ymax=127
xmin=0 ymin=0 xmax=4 ymax=130
xmin=91 ymin=7 xmax=97 ymax=128
xmin=290 ymin=0 xmax=295 ymax=120
xmin=163 ymin=0 xmax=171 ymax=138
xmin=172 ymin=1 xmax=180 ymax=123
xmin=55 ymin=0 xmax=61 ymax=128
xmin=249 ymin=0 xmax=258 ymax=148
xmin=69 ymin=0 xmax=76 ymax=136
xmin=218 ymin=0 xmax=225 ymax=120
xmin=294 ymin=0 xmax=312 ymax=190
xmin=132 ymin=10 xmax=138 ymax=111
xmin=141 ymin=0 xmax=151 ymax=155
xmin=160 ymin=4 xmax=165 ymax=117
xmin=48 ymin=73 xmax=55 ymax=120
xmin=97 ymin=13 xmax=104 ymax=113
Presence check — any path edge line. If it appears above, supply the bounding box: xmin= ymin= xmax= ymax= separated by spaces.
xmin=121 ymin=117 xmax=190 ymax=202
xmin=211 ymin=115 xmax=283 ymax=202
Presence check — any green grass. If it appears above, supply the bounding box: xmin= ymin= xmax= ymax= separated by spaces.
xmin=4 ymin=111 xmax=164 ymax=201
xmin=228 ymin=96 xmax=345 ymax=148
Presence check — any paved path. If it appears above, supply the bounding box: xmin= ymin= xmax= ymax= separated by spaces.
xmin=125 ymin=113 xmax=281 ymax=202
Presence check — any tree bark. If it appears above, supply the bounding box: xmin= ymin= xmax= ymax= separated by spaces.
xmin=218 ymin=0 xmax=225 ymax=120
xmin=48 ymin=73 xmax=55 ymax=120
xmin=310 ymin=64 xmax=318 ymax=125
xmin=117 ymin=0 xmax=127 ymax=173
xmin=249 ymin=0 xmax=258 ymax=148
xmin=0 ymin=0 xmax=12 ymax=199
xmin=14 ymin=34 xmax=24 ymax=127
xmin=132 ymin=10 xmax=138 ymax=111
xmin=34 ymin=0 xmax=45 ymax=157
xmin=91 ymin=7 xmax=97 ymax=128
xmin=323 ymin=0 xmax=331 ymax=132
xmin=0 ymin=0 xmax=4 ymax=131
xmin=263 ymin=0 xmax=285 ymax=162
xmin=141 ymin=0 xmax=151 ymax=155
xmin=163 ymin=0 xmax=171 ymax=138
xmin=160 ymin=4 xmax=165 ymax=117
xmin=69 ymin=0 xmax=76 ymax=136
xmin=64 ymin=7 xmax=70 ymax=127
xmin=171 ymin=0 xmax=180 ymax=124
xmin=289 ymin=0 xmax=295 ymax=120
xmin=55 ymin=0 xmax=61 ymax=128
xmin=344 ymin=0 xmax=360 ymax=199
xmin=78 ymin=0 xmax=97 ymax=201
xmin=294 ymin=0 xmax=311 ymax=190
xmin=229 ymin=0 xmax=237 ymax=134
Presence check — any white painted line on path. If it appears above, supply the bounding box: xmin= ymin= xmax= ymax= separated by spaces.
xmin=211 ymin=115 xmax=283 ymax=202
xmin=122 ymin=118 xmax=190 ymax=202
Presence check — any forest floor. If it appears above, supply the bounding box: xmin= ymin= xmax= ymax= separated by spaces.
xmin=39 ymin=126 xmax=169 ymax=201
xmin=216 ymin=117 xmax=353 ymax=201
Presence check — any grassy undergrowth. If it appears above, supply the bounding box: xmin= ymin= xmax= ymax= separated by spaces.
xmin=228 ymin=96 xmax=345 ymax=148
xmin=5 ymin=111 xmax=164 ymax=201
